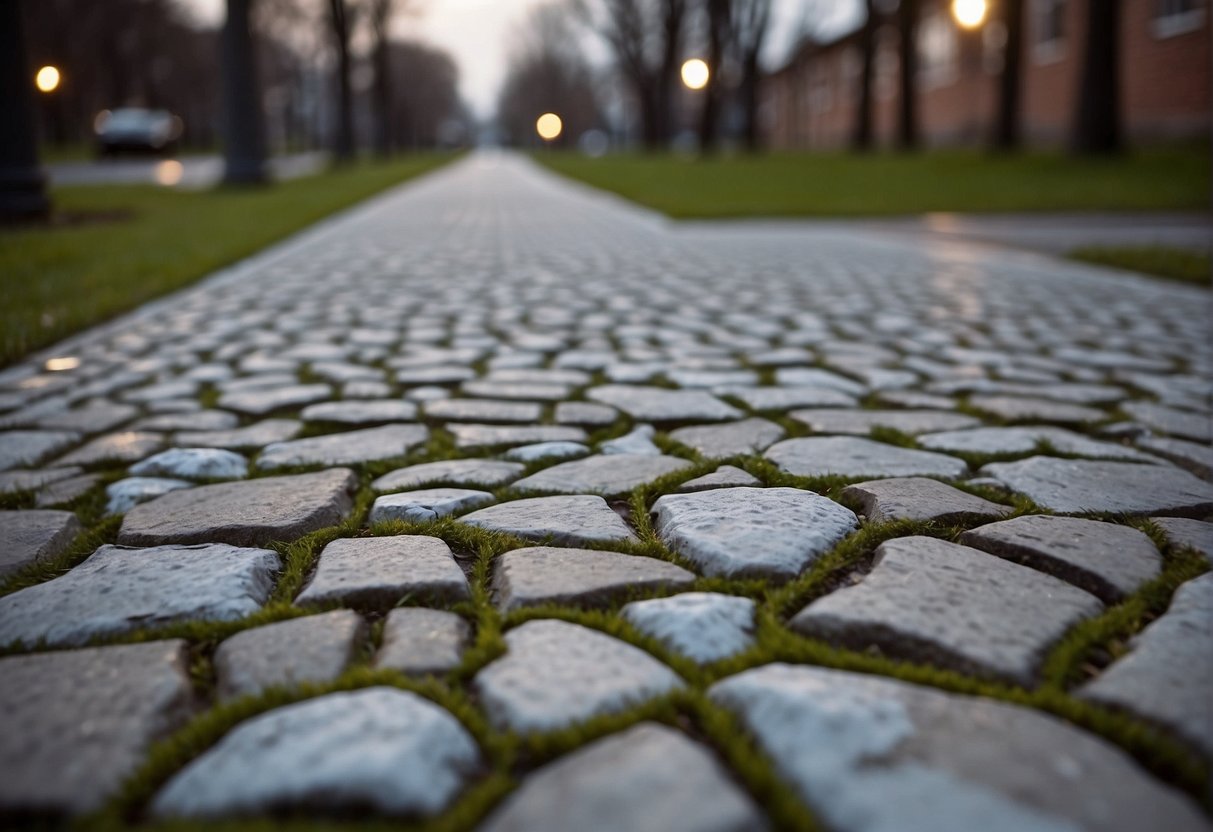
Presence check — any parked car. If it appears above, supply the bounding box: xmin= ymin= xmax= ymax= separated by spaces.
xmin=94 ymin=108 xmax=183 ymax=156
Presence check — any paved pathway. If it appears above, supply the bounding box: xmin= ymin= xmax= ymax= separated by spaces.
xmin=1 ymin=152 xmax=1211 ymax=829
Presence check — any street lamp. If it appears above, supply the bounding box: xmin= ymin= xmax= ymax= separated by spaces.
xmin=536 ymin=112 xmax=563 ymax=142
xmin=35 ymin=65 xmax=60 ymax=93
xmin=951 ymin=0 xmax=989 ymax=29
xmin=680 ymin=58 xmax=710 ymax=91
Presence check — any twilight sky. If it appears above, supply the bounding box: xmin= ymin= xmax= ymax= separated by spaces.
xmin=181 ymin=0 xmax=860 ymax=119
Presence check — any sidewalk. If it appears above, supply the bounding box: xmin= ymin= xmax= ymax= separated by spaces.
xmin=0 ymin=151 xmax=1209 ymax=830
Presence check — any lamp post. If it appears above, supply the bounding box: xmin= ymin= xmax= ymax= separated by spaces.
xmin=680 ymin=58 xmax=710 ymax=91
xmin=0 ymin=1 xmax=50 ymax=219
xmin=951 ymin=0 xmax=989 ymax=29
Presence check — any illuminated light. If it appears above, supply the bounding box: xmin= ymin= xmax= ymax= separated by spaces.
xmin=536 ymin=112 xmax=563 ymax=141
xmin=681 ymin=58 xmax=710 ymax=90
xmin=35 ymin=65 xmax=61 ymax=93
xmin=951 ymin=0 xmax=988 ymax=29
xmin=155 ymin=160 xmax=184 ymax=186
xmin=44 ymin=357 xmax=80 ymax=372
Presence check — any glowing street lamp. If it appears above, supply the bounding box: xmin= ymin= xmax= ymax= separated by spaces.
xmin=536 ymin=112 xmax=563 ymax=142
xmin=951 ymin=0 xmax=989 ymax=29
xmin=35 ymin=64 xmax=60 ymax=93
xmin=680 ymin=58 xmax=710 ymax=90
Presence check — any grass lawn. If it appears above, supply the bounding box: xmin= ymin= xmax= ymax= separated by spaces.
xmin=1068 ymin=245 xmax=1211 ymax=287
xmin=0 ymin=154 xmax=456 ymax=367
xmin=538 ymin=148 xmax=1210 ymax=218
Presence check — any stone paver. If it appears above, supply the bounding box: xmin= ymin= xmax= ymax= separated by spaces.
xmin=296 ymin=535 xmax=469 ymax=608
xmin=118 ymin=468 xmax=356 ymax=546
xmin=622 ymin=592 xmax=756 ymax=663
xmin=1150 ymin=516 xmax=1213 ymax=564
xmin=475 ymin=619 xmax=682 ymax=732
xmin=981 ymin=456 xmax=1213 ymax=516
xmin=479 ymin=722 xmax=766 ymax=832
xmin=791 ymin=536 xmax=1103 ymax=684
xmin=3 ymin=153 xmax=1212 ymax=825
xmin=0 ymin=509 xmax=80 ymax=577
xmin=493 ymin=546 xmax=695 ymax=611
xmin=512 ymin=453 xmax=693 ymax=496
xmin=711 ymin=664 xmax=1207 ymax=832
xmin=152 ymin=687 xmax=481 ymax=817
xmin=1079 ymin=573 xmax=1213 ymax=757
xmin=370 ymin=488 xmax=496 ymax=524
xmin=0 ymin=543 xmax=279 ymax=647
xmin=214 ymin=610 xmax=365 ymax=699
xmin=460 ymin=495 xmax=638 ymax=545
xmin=766 ymin=437 xmax=968 ymax=479
xmin=652 ymin=487 xmax=858 ymax=578
xmin=841 ymin=477 xmax=1011 ymax=524
xmin=129 ymin=447 xmax=249 ymax=480
xmin=255 ymin=424 xmax=429 ymax=470
xmin=960 ymin=515 xmax=1162 ymax=602
xmin=373 ymin=459 xmax=524 ymax=492
xmin=0 ymin=640 xmax=193 ymax=814
xmin=375 ymin=608 xmax=470 ymax=674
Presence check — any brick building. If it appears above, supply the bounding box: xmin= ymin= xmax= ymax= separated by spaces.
xmin=761 ymin=0 xmax=1211 ymax=149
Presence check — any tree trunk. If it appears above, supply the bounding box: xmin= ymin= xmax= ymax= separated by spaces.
xmin=372 ymin=37 xmax=391 ymax=157
xmin=656 ymin=0 xmax=685 ymax=147
xmin=0 ymin=0 xmax=49 ymax=218
xmin=740 ymin=52 xmax=761 ymax=152
xmin=852 ymin=0 xmax=877 ymax=152
xmin=993 ymin=0 xmax=1024 ymax=150
xmin=699 ymin=0 xmax=728 ymax=153
xmin=221 ymin=0 xmax=268 ymax=185
xmin=1072 ymin=0 xmax=1122 ymax=154
xmin=329 ymin=0 xmax=355 ymax=162
xmin=897 ymin=0 xmax=919 ymax=151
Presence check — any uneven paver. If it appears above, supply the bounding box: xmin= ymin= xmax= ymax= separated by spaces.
xmin=0 ymin=640 xmax=193 ymax=814
xmin=711 ymin=664 xmax=1207 ymax=832
xmin=214 ymin=610 xmax=366 ymax=699
xmin=475 ymin=619 xmax=682 ymax=732
xmin=493 ymin=546 xmax=695 ymax=611
xmin=0 ymin=543 xmax=279 ymax=647
xmin=622 ymin=592 xmax=756 ymax=663
xmin=296 ymin=535 xmax=469 ymax=608
xmin=2 ymin=153 xmax=1211 ymax=826
xmin=152 ymin=688 xmax=481 ymax=817
xmin=460 ymin=495 xmax=638 ymax=545
xmin=841 ymin=477 xmax=1011 ymax=524
xmin=375 ymin=608 xmax=470 ymax=674
xmin=118 ymin=468 xmax=356 ymax=546
xmin=479 ymin=723 xmax=767 ymax=832
xmin=129 ymin=447 xmax=249 ymax=480
xmin=652 ymin=487 xmax=858 ymax=578
xmin=1078 ymin=573 xmax=1213 ymax=757
xmin=959 ymin=515 xmax=1162 ymax=602
xmin=791 ymin=536 xmax=1103 ymax=684
xmin=0 ymin=509 xmax=80 ymax=577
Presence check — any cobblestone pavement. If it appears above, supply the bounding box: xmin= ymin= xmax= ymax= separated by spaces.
xmin=1 ymin=152 xmax=1211 ymax=830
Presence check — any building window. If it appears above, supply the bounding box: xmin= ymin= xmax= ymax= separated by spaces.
xmin=918 ymin=11 xmax=959 ymax=89
xmin=1031 ymin=0 xmax=1067 ymax=64
xmin=1154 ymin=0 xmax=1206 ymax=37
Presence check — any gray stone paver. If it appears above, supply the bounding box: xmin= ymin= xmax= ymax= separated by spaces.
xmin=0 ymin=509 xmax=80 ymax=577
xmin=2 ymin=154 xmax=1211 ymax=824
xmin=493 ymin=546 xmax=695 ymax=611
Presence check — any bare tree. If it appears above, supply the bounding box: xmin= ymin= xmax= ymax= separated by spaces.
xmin=851 ymin=0 xmax=877 ymax=152
xmin=369 ymin=0 xmax=394 ymax=157
xmin=389 ymin=40 xmax=461 ymax=149
xmin=328 ymin=0 xmax=355 ymax=161
xmin=1072 ymin=0 xmax=1122 ymax=154
xmin=992 ymin=0 xmax=1024 ymax=151
xmin=222 ymin=0 xmax=268 ymax=183
xmin=698 ymin=0 xmax=729 ymax=152
xmin=577 ymin=0 xmax=687 ymax=149
xmin=896 ymin=0 xmax=919 ymax=150
xmin=732 ymin=0 xmax=772 ymax=152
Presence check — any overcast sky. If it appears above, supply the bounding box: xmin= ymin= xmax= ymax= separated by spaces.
xmin=181 ymin=0 xmax=860 ymax=118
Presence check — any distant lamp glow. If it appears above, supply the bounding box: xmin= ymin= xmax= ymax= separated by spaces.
xmin=951 ymin=0 xmax=989 ymax=28
xmin=155 ymin=160 xmax=184 ymax=186
xmin=35 ymin=65 xmax=61 ymax=93
xmin=536 ymin=112 xmax=563 ymax=141
xmin=681 ymin=58 xmax=710 ymax=90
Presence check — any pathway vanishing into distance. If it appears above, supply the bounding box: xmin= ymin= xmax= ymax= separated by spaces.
xmin=1 ymin=151 xmax=1211 ymax=830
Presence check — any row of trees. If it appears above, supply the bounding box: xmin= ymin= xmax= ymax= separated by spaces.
xmin=498 ymin=0 xmax=774 ymax=152
xmin=847 ymin=0 xmax=1121 ymax=154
